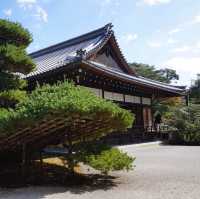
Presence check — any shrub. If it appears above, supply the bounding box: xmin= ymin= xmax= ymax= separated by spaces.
xmin=73 ymin=143 xmax=135 ymax=174
xmin=0 ymin=81 xmax=135 ymax=174
xmin=0 ymin=81 xmax=134 ymax=137
xmin=167 ymin=104 xmax=200 ymax=145
xmin=85 ymin=147 xmax=135 ymax=174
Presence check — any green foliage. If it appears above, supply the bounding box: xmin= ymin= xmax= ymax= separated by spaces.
xmin=0 ymin=44 xmax=35 ymax=74
xmin=0 ymin=19 xmax=32 ymax=47
xmin=0 ymin=90 xmax=27 ymax=108
xmin=85 ymin=147 xmax=135 ymax=174
xmin=0 ymin=72 xmax=27 ymax=107
xmin=130 ymin=62 xmax=181 ymax=123
xmin=167 ymin=104 xmax=200 ymax=145
xmin=158 ymin=68 xmax=179 ymax=83
xmin=0 ymin=82 xmax=135 ymax=174
xmin=64 ymin=143 xmax=135 ymax=175
xmin=0 ymin=81 xmax=134 ymax=137
xmin=0 ymin=19 xmax=35 ymax=108
xmin=190 ymin=74 xmax=200 ymax=104
xmin=129 ymin=62 xmax=179 ymax=83
xmin=0 ymin=108 xmax=11 ymax=120
xmin=152 ymin=97 xmax=183 ymax=119
xmin=0 ymin=72 xmax=27 ymax=90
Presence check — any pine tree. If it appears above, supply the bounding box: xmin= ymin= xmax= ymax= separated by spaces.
xmin=129 ymin=62 xmax=179 ymax=83
xmin=0 ymin=19 xmax=35 ymax=108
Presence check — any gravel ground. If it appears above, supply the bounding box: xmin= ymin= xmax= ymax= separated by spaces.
xmin=1 ymin=144 xmax=200 ymax=199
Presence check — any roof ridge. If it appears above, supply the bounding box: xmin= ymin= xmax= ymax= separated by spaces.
xmin=85 ymin=28 xmax=113 ymax=58
xmin=138 ymin=76 xmax=186 ymax=88
xmin=29 ymin=23 xmax=113 ymax=58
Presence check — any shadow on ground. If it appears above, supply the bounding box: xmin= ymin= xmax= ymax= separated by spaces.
xmin=0 ymin=162 xmax=118 ymax=195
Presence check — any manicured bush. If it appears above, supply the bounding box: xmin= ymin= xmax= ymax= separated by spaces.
xmin=85 ymin=146 xmax=134 ymax=174
xmin=72 ymin=142 xmax=135 ymax=174
xmin=0 ymin=81 xmax=135 ymax=173
xmin=0 ymin=81 xmax=134 ymax=137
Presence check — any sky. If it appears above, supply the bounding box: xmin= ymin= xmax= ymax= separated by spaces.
xmin=0 ymin=0 xmax=200 ymax=86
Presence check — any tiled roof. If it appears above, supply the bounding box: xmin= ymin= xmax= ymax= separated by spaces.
xmin=84 ymin=60 xmax=186 ymax=95
xmin=27 ymin=24 xmax=113 ymax=77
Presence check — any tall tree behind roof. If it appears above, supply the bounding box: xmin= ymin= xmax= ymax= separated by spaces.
xmin=0 ymin=19 xmax=35 ymax=108
xmin=129 ymin=62 xmax=179 ymax=83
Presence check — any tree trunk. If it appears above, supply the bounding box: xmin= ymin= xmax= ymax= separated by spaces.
xmin=66 ymin=133 xmax=75 ymax=175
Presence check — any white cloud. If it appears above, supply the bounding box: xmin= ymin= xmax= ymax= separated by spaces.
xmin=17 ymin=0 xmax=37 ymax=9
xmin=168 ymin=28 xmax=182 ymax=35
xmin=3 ymin=9 xmax=12 ymax=17
xmin=17 ymin=0 xmax=48 ymax=23
xmin=137 ymin=0 xmax=171 ymax=6
xmin=171 ymin=45 xmax=191 ymax=53
xmin=101 ymin=0 xmax=120 ymax=6
xmin=41 ymin=0 xmax=53 ymax=3
xmin=164 ymin=57 xmax=200 ymax=86
xmin=147 ymin=41 xmax=161 ymax=48
xmin=120 ymin=33 xmax=138 ymax=47
xmin=167 ymin=38 xmax=177 ymax=44
xmin=196 ymin=41 xmax=200 ymax=49
xmin=34 ymin=6 xmax=48 ymax=22
xmin=17 ymin=0 xmax=36 ymax=3
xmin=122 ymin=33 xmax=138 ymax=43
xmin=192 ymin=15 xmax=200 ymax=24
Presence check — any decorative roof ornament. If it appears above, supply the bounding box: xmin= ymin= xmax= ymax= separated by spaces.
xmin=104 ymin=23 xmax=113 ymax=32
xmin=103 ymin=23 xmax=114 ymax=37
xmin=76 ymin=48 xmax=86 ymax=59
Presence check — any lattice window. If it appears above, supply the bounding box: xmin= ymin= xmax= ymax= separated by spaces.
xmin=124 ymin=95 xmax=134 ymax=103
xmin=133 ymin=96 xmax=141 ymax=104
xmin=125 ymin=95 xmax=141 ymax=104
xmin=104 ymin=91 xmax=113 ymax=100
xmin=142 ymin=97 xmax=151 ymax=105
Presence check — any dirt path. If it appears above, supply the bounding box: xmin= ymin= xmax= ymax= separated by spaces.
xmin=1 ymin=145 xmax=200 ymax=199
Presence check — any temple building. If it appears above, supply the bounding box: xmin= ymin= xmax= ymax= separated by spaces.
xmin=26 ymin=23 xmax=186 ymax=135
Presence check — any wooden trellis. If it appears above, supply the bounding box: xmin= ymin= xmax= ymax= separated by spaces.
xmin=0 ymin=114 xmax=119 ymax=154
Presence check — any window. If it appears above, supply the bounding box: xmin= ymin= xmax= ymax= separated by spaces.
xmin=124 ymin=95 xmax=134 ymax=103
xmin=104 ymin=91 xmax=124 ymax=101
xmin=125 ymin=95 xmax=141 ymax=104
xmin=104 ymin=91 xmax=113 ymax=100
xmin=112 ymin=92 xmax=124 ymax=101
xmin=133 ymin=96 xmax=141 ymax=104
xmin=142 ymin=97 xmax=151 ymax=105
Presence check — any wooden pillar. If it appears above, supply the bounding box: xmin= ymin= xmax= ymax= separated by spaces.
xmin=21 ymin=143 xmax=27 ymax=179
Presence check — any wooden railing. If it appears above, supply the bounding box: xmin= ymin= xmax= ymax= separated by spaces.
xmin=101 ymin=124 xmax=176 ymax=145
xmin=144 ymin=124 xmax=176 ymax=133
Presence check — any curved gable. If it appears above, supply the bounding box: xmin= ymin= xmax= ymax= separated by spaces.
xmin=87 ymin=30 xmax=136 ymax=76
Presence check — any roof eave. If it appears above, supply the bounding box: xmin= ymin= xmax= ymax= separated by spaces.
xmin=81 ymin=60 xmax=186 ymax=96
